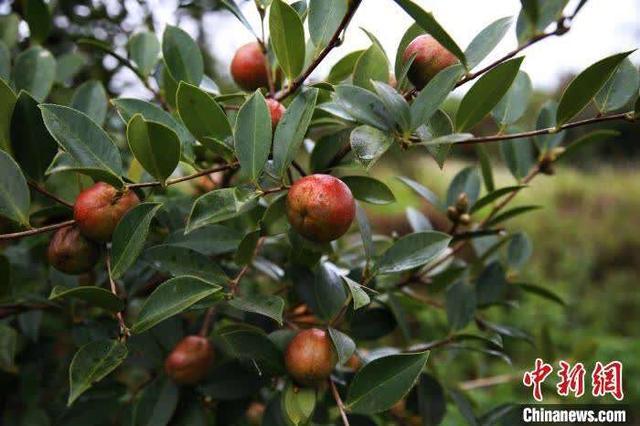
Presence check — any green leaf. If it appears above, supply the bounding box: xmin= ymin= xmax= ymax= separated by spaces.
xmin=341 ymin=175 xmax=395 ymax=205
xmin=144 ymin=244 xmax=227 ymax=282
xmin=313 ymin=262 xmax=348 ymax=321
xmin=0 ymin=77 xmax=15 ymax=152
xmin=0 ymin=150 xmax=30 ymax=226
xmin=391 ymin=0 xmax=466 ymax=66
xmin=465 ymin=17 xmax=512 ymax=70
xmin=334 ymin=84 xmax=395 ymax=131
xmin=413 ymin=374 xmax=447 ymax=425
xmin=162 ymin=26 xmax=204 ymax=85
xmin=507 ymin=232 xmax=533 ymax=269
xmin=0 ymin=14 xmax=20 ymax=49
xmin=410 ymin=64 xmax=465 ymax=130
xmin=199 ymin=361 xmax=266 ymax=400
xmin=55 ymin=52 xmax=85 ymax=85
xmin=396 ymin=176 xmax=439 ymax=205
xmin=131 ymin=376 xmax=179 ymax=426
xmin=406 ymin=207 xmax=432 ymax=232
xmin=10 ymin=91 xmax=58 ymax=182
xmin=341 ymin=275 xmax=371 ymax=310
xmin=516 ymin=0 xmax=567 ymax=44
xmin=327 ymin=50 xmax=364 ymax=83
xmin=49 ymin=286 xmax=124 ymax=312
xmin=127 ymin=114 xmax=181 ymax=183
xmin=456 ymin=57 xmax=524 ymax=131
xmin=470 ymin=185 xmax=526 ymax=214
xmin=131 ymin=276 xmax=222 ymax=334
xmin=378 ymin=231 xmax=451 ymax=274
xmin=216 ymin=324 xmax=285 ymax=374
xmin=350 ymin=125 xmax=394 ymax=170
xmin=449 ymin=389 xmax=478 ymax=425
xmin=500 ymin=136 xmax=535 ymax=180
xmin=269 ymin=0 xmax=306 ymax=81
xmin=517 ymin=283 xmax=565 ymax=306
xmin=413 ymin=132 xmax=473 ymax=146
xmin=234 ymin=229 xmax=261 ymax=265
xmin=446 ymin=281 xmax=476 ymax=330
xmin=476 ymin=145 xmax=495 ymax=193
xmin=328 ymin=327 xmax=356 ymax=364
xmin=420 ymin=109 xmax=454 ymax=168
xmin=24 ymin=0 xmax=52 ymax=43
xmin=228 ymin=294 xmax=285 ymax=325
xmin=68 ymin=340 xmax=127 ymax=405
xmin=394 ymin=23 xmax=424 ymax=88
xmin=45 ymin=152 xmax=123 ymax=188
xmin=71 ymin=80 xmax=108 ymax=126
xmin=40 ymin=104 xmax=123 ymax=184
xmin=273 ymin=89 xmax=319 ymax=178
xmin=110 ymin=203 xmax=163 ymax=279
xmin=308 ymin=0 xmax=347 ymax=49
xmin=476 ymin=262 xmax=507 ymax=307
xmin=594 ymin=58 xmax=640 ymax=113
xmin=282 ymin=382 xmax=316 ymax=426
xmin=234 ymin=91 xmax=271 ymax=181
xmin=534 ymin=100 xmax=564 ymax=151
xmin=372 ymin=81 xmax=411 ymax=131
xmin=353 ymin=44 xmax=389 ymax=92
xmin=486 ymin=205 xmax=542 ymax=227
xmin=492 ymin=71 xmax=532 ymax=125
xmin=355 ymin=202 xmax=374 ymax=260
xmin=12 ymin=46 xmax=56 ymax=102
xmin=556 ymin=51 xmax=635 ymax=126
xmin=128 ymin=31 xmax=160 ymax=77
xmin=559 ymin=129 xmax=620 ymax=161
xmin=221 ymin=0 xmax=259 ymax=39
xmin=346 ymin=351 xmax=430 ymax=414
xmin=176 ymin=82 xmax=232 ymax=145
xmin=447 ymin=166 xmax=481 ymax=206
xmin=186 ymin=186 xmax=259 ymax=233
xmin=0 ymin=324 xmax=17 ymax=372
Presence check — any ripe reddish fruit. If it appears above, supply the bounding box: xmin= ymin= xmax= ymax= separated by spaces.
xmin=231 ymin=42 xmax=269 ymax=91
xmin=285 ymin=328 xmax=337 ymax=386
xmin=47 ymin=226 xmax=100 ymax=275
xmin=266 ymin=98 xmax=286 ymax=128
xmin=403 ymin=34 xmax=459 ymax=89
xmin=286 ymin=174 xmax=355 ymax=243
xmin=73 ymin=182 xmax=140 ymax=242
xmin=164 ymin=335 xmax=215 ymax=384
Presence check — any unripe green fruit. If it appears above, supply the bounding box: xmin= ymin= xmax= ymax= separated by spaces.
xmin=47 ymin=226 xmax=100 ymax=275
xmin=403 ymin=34 xmax=459 ymax=89
xmin=164 ymin=335 xmax=215 ymax=385
xmin=73 ymin=182 xmax=140 ymax=242
xmin=286 ymin=174 xmax=355 ymax=243
xmin=284 ymin=328 xmax=337 ymax=386
xmin=230 ymin=42 xmax=269 ymax=91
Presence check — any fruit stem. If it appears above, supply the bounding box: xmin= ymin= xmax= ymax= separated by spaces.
xmin=0 ymin=220 xmax=75 ymax=241
xmin=106 ymin=250 xmax=131 ymax=341
xmin=329 ymin=379 xmax=350 ymax=426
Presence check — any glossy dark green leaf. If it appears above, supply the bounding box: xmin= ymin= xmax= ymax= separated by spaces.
xmin=12 ymin=47 xmax=56 ymax=101
xmin=350 ymin=125 xmax=394 ymax=170
xmin=0 ymin=150 xmax=30 ymax=226
xmin=449 ymin=389 xmax=478 ymax=425
xmin=234 ymin=91 xmax=271 ymax=181
xmin=283 ymin=382 xmax=316 ymax=426
xmin=45 ymin=152 xmax=122 ymax=187
xmin=350 ymin=306 xmax=397 ymax=340
xmin=71 ymin=80 xmax=108 ymax=126
xmin=234 ymin=229 xmax=261 ymax=266
xmin=446 ymin=281 xmax=476 ymax=330
xmin=501 ymin=138 xmax=535 ymax=180
xmin=447 ymin=166 xmax=481 ymax=206
xmin=594 ymin=58 xmax=640 ymax=112
xmin=492 ymin=71 xmax=532 ymax=125
xmin=313 ymin=262 xmax=348 ymax=320
xmin=327 ymin=50 xmax=364 ymax=83
xmin=341 ymin=175 xmax=395 ymax=205
xmin=308 ymin=0 xmax=347 ymax=49
xmin=507 ymin=232 xmax=532 ymax=269
xmin=396 ymin=176 xmax=439 ymax=206
xmin=346 ymin=351 xmax=429 ymax=414
xmin=372 ymin=81 xmax=411 ymax=131
xmin=391 ymin=0 xmax=465 ymax=66
xmin=412 ymin=373 xmax=447 ymax=425
xmin=186 ymin=186 xmax=259 ymax=233
xmin=0 ymin=78 xmax=15 ymax=151
xmin=128 ymin=31 xmax=160 ymax=77
xmin=270 ymin=0 xmax=305 ymax=80
xmin=176 ymin=82 xmax=232 ymax=145
xmin=476 ymin=262 xmax=508 ymax=307
xmin=127 ymin=114 xmax=180 ymax=183
xmin=40 ymin=104 xmax=123 ymax=184
xmin=534 ymin=100 xmax=564 ymax=151
xmin=465 ymin=16 xmax=512 ymax=69
xmin=131 ymin=276 xmax=222 ymax=334
xmin=111 ymin=203 xmax=163 ymax=279
xmin=24 ymin=0 xmax=52 ymax=43
xmin=456 ymin=57 xmax=524 ymax=131
xmin=49 ymin=286 xmax=124 ymax=312
xmin=517 ymin=283 xmax=565 ymax=306
xmin=355 ymin=202 xmax=374 ymax=260
xmin=166 ymin=224 xmax=242 ymax=256
xmin=55 ymin=52 xmax=85 ymax=85
xmin=378 ymin=231 xmax=451 ymax=274
xmin=273 ymin=89 xmax=318 ymax=178
xmin=476 ymin=145 xmax=495 ymax=193
xmin=68 ymin=340 xmax=127 ymax=405
xmin=10 ymin=91 xmax=57 ymax=182
xmin=470 ymin=185 xmax=526 ymax=214
xmin=328 ymin=327 xmax=356 ymax=365
xmin=131 ymin=376 xmax=179 ymax=426
xmin=341 ymin=275 xmax=371 ymax=310
xmin=145 ymin=245 xmax=227 ymax=282
xmin=198 ymin=361 xmax=266 ymax=400
xmin=162 ymin=26 xmax=204 ymax=85
xmin=486 ymin=205 xmax=542 ymax=227
xmin=515 ymin=0 xmax=566 ymax=44
xmin=410 ymin=64 xmax=465 ymax=130
xmin=334 ymin=84 xmax=395 ymax=131
xmin=556 ymin=51 xmax=634 ymax=126
xmin=353 ymin=44 xmax=389 ymax=92
xmin=559 ymin=129 xmax=620 ymax=161
xmin=229 ymin=294 xmax=285 ymax=325
xmin=216 ymin=324 xmax=284 ymax=374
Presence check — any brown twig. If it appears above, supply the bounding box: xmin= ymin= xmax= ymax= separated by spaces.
xmin=106 ymin=251 xmax=130 ymax=341
xmin=274 ymin=0 xmax=362 ymax=101
xmin=291 ymin=160 xmax=308 ymax=177
xmin=127 ymin=162 xmax=239 ymax=189
xmin=0 ymin=220 xmax=75 ymax=241
xmin=330 ymin=379 xmax=350 ymax=426
xmin=199 ymin=306 xmax=216 ymax=337
xmin=28 ymin=181 xmax=74 ymax=209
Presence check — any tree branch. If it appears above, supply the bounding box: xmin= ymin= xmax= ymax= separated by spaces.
xmin=274 ymin=0 xmax=362 ymax=101
xmin=106 ymin=250 xmax=130 ymax=341
xmin=0 ymin=220 xmax=75 ymax=241
xmin=127 ymin=162 xmax=239 ymax=189
xmin=330 ymin=379 xmax=350 ymax=426
xmin=28 ymin=181 xmax=74 ymax=209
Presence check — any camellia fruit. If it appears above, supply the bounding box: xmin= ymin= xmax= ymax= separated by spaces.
xmin=230 ymin=42 xmax=269 ymax=91
xmin=164 ymin=335 xmax=215 ymax=385
xmin=73 ymin=182 xmax=140 ymax=242
xmin=284 ymin=328 xmax=337 ymax=386
xmin=286 ymin=174 xmax=355 ymax=243
xmin=403 ymin=34 xmax=459 ymax=89
xmin=265 ymin=98 xmax=286 ymax=128
xmin=47 ymin=226 xmax=100 ymax=275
